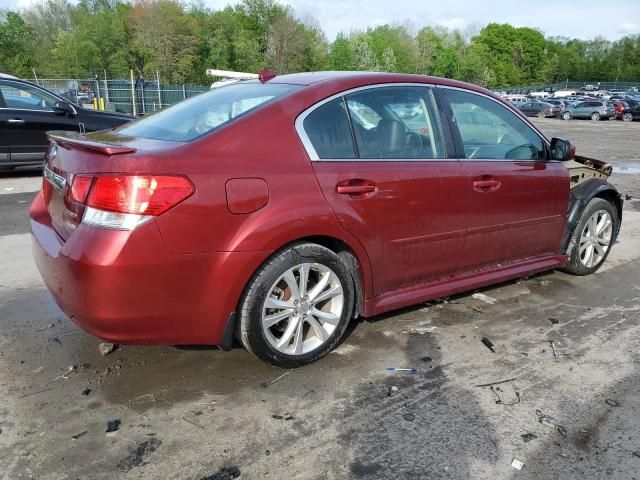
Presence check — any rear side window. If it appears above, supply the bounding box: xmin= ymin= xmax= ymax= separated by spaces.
xmin=117 ymin=82 xmax=300 ymax=142
xmin=345 ymin=86 xmax=445 ymax=159
xmin=302 ymin=98 xmax=356 ymax=159
xmin=444 ymin=89 xmax=546 ymax=161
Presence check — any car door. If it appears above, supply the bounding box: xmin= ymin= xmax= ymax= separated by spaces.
xmin=574 ymin=101 xmax=589 ymax=118
xmin=439 ymin=87 xmax=569 ymax=272
xmin=0 ymin=80 xmax=79 ymax=162
xmin=298 ymin=84 xmax=468 ymax=296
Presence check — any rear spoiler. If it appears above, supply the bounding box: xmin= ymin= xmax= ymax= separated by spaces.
xmin=47 ymin=131 xmax=137 ymax=156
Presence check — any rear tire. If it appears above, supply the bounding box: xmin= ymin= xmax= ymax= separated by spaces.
xmin=561 ymin=198 xmax=618 ymax=276
xmin=237 ymin=243 xmax=355 ymax=367
xmin=591 ymin=112 xmax=601 ymax=121
xmin=563 ymin=112 xmax=572 ymax=120
xmin=623 ymin=112 xmax=633 ymax=122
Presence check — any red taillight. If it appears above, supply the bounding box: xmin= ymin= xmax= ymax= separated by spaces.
xmin=70 ymin=175 xmax=95 ymax=203
xmin=86 ymin=175 xmax=194 ymax=216
xmin=42 ymin=178 xmax=52 ymax=204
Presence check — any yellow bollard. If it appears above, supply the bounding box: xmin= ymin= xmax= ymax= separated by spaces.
xmin=99 ymin=97 xmax=105 ymax=111
xmin=92 ymin=98 xmax=98 ymax=110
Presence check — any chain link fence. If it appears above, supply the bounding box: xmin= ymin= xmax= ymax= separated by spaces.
xmin=30 ymin=77 xmax=209 ymax=115
xmin=501 ymin=80 xmax=640 ymax=95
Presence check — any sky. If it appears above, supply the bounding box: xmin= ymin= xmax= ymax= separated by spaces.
xmin=1 ymin=0 xmax=639 ymax=41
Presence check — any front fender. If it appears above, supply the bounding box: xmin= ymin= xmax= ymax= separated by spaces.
xmin=559 ymin=178 xmax=623 ymax=254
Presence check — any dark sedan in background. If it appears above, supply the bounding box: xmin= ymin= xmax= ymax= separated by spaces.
xmin=517 ymin=101 xmax=559 ymax=118
xmin=0 ymin=77 xmax=132 ymax=169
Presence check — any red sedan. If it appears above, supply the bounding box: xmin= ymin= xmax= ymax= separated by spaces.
xmin=31 ymin=72 xmax=622 ymax=367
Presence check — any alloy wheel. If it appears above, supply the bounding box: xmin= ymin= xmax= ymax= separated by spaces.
xmin=591 ymin=112 xmax=600 ymax=121
xmin=262 ymin=263 xmax=344 ymax=355
xmin=623 ymin=113 xmax=633 ymax=122
xmin=579 ymin=210 xmax=613 ymax=268
xmin=563 ymin=112 xmax=571 ymax=120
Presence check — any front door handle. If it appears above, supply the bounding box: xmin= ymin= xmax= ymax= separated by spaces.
xmin=336 ymin=179 xmax=377 ymax=198
xmin=473 ymin=177 xmax=501 ymax=192
xmin=7 ymin=118 xmax=25 ymax=125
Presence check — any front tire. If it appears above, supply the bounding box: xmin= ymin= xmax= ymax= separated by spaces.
xmin=237 ymin=243 xmax=355 ymax=367
xmin=537 ymin=111 xmax=546 ymax=118
xmin=563 ymin=112 xmax=572 ymax=120
xmin=562 ymin=198 xmax=618 ymax=276
xmin=623 ymin=112 xmax=633 ymax=122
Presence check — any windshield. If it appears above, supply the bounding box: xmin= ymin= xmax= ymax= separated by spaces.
xmin=117 ymin=82 xmax=300 ymax=142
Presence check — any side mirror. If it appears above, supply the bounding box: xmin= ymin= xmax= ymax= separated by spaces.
xmin=53 ymin=101 xmax=74 ymax=116
xmin=550 ymin=137 xmax=575 ymax=161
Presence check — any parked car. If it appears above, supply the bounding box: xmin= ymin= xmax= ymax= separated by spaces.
xmin=518 ymin=101 xmax=559 ymax=118
xmin=30 ymin=71 xmax=622 ymax=367
xmin=561 ymin=100 xmax=614 ymax=120
xmin=0 ymin=77 xmax=132 ymax=168
xmin=620 ymin=103 xmax=640 ymax=122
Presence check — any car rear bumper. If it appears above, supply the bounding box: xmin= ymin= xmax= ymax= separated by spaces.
xmin=30 ymin=191 xmax=270 ymax=345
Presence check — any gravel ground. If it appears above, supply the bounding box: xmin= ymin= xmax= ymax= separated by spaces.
xmin=1 ymin=120 xmax=639 ymax=479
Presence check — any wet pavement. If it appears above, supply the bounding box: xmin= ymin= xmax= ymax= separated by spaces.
xmin=1 ymin=120 xmax=640 ymax=479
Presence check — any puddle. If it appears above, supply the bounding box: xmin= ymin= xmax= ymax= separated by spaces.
xmin=614 ymin=164 xmax=640 ymax=175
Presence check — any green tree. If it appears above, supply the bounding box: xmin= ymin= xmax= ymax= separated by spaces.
xmin=0 ymin=12 xmax=35 ymax=77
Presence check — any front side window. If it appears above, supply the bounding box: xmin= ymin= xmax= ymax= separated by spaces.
xmin=0 ymin=82 xmax=58 ymax=110
xmin=345 ymin=86 xmax=445 ymax=159
xmin=444 ymin=89 xmax=546 ymax=161
xmin=117 ymin=82 xmax=300 ymax=142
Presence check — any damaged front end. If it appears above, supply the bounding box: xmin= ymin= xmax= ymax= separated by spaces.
xmin=566 ymin=155 xmax=613 ymax=188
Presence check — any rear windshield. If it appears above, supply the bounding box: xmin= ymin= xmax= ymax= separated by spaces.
xmin=116 ymin=82 xmax=300 ymax=142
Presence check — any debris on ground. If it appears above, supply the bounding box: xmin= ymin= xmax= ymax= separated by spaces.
xmin=106 ymin=419 xmax=121 ymax=435
xmin=521 ymin=433 xmax=537 ymax=443
xmin=261 ymin=371 xmax=289 ymax=389
xmin=605 ymin=399 xmax=621 ymax=407
xmin=549 ymin=340 xmax=558 ymax=359
xmin=99 ymin=342 xmax=118 ymax=356
xmin=81 ymin=388 xmax=91 ymax=396
xmin=200 ymin=467 xmax=241 ymax=480
xmin=118 ymin=437 xmax=162 ymax=472
xmin=481 ymin=337 xmax=496 ymax=352
xmin=473 ymin=377 xmax=517 ymax=388
xmin=403 ymin=413 xmax=416 ymax=421
xmin=37 ymin=323 xmax=55 ymax=332
xmin=182 ymin=416 xmax=206 ymax=430
xmin=388 ymin=386 xmax=399 ymax=397
xmin=536 ymin=410 xmax=568 ymax=437
xmin=472 ymin=293 xmax=497 ymax=305
xmin=271 ymin=414 xmax=294 ymax=421
xmin=48 ymin=337 xmax=62 ymax=347
xmin=420 ymin=356 xmax=432 ymax=363
xmin=386 ymin=367 xmax=417 ymax=373
xmin=511 ymin=458 xmax=525 ymax=470
xmin=633 ymin=451 xmax=640 ymax=459
xmin=549 ymin=317 xmax=560 ymax=324
xmin=71 ymin=431 xmax=87 ymax=440
xmin=406 ymin=325 xmax=438 ymax=335
xmin=490 ymin=386 xmax=521 ymax=406
xmin=54 ymin=365 xmax=77 ymax=381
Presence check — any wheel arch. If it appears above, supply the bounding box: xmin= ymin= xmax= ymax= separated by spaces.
xmin=559 ymin=178 xmax=623 ymax=255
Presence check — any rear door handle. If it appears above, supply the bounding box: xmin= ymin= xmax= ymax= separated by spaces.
xmin=336 ymin=179 xmax=377 ymax=197
xmin=473 ymin=177 xmax=501 ymax=192
xmin=7 ymin=118 xmax=25 ymax=125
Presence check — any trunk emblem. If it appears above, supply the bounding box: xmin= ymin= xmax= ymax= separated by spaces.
xmin=43 ymin=166 xmax=66 ymax=191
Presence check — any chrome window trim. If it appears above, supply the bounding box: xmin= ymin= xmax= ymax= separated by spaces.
xmin=0 ymin=79 xmax=78 ymax=115
xmin=295 ymin=82 xmax=443 ymax=162
xmin=437 ymin=84 xmax=552 ymax=163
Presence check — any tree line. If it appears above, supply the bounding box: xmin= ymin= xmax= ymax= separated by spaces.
xmin=1 ymin=0 xmax=639 ymax=88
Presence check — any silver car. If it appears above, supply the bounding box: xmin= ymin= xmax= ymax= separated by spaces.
xmin=562 ymin=100 xmax=614 ymax=121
